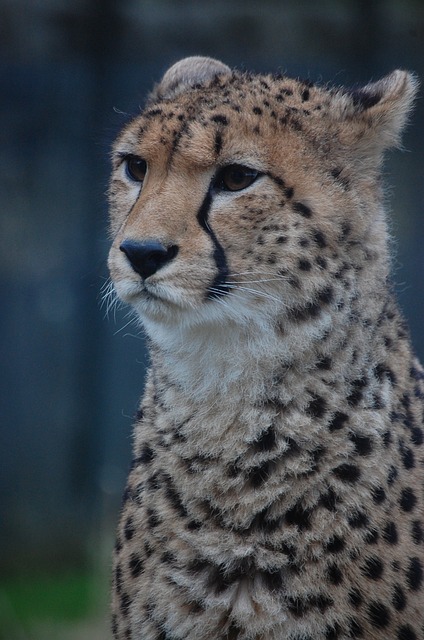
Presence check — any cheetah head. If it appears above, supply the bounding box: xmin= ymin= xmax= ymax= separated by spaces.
xmin=108 ymin=57 xmax=417 ymax=338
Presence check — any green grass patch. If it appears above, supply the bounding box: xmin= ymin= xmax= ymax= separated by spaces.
xmin=0 ymin=570 xmax=98 ymax=635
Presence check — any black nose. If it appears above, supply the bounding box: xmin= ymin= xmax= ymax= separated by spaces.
xmin=119 ymin=239 xmax=179 ymax=279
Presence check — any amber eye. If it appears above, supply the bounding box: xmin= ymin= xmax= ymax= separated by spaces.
xmin=214 ymin=164 xmax=259 ymax=192
xmin=125 ymin=155 xmax=147 ymax=183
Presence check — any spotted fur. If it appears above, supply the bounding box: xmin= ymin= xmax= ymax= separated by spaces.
xmin=108 ymin=57 xmax=423 ymax=639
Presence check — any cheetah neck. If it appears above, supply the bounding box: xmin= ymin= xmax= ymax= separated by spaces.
xmin=144 ymin=288 xmax=390 ymax=411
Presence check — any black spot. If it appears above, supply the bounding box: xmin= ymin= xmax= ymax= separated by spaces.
xmin=285 ymin=501 xmax=312 ymax=530
xmin=306 ymin=394 xmax=327 ymax=418
xmin=287 ymin=596 xmax=307 ymax=617
xmin=135 ymin=408 xmax=144 ymax=421
xmin=411 ymin=427 xmax=423 ymax=446
xmin=383 ymin=522 xmax=398 ymax=545
xmin=211 ymin=114 xmax=229 ymax=125
xmin=312 ymin=229 xmax=327 ymax=248
xmin=298 ymin=258 xmax=312 ymax=271
xmin=411 ymin=520 xmax=423 ymax=544
xmin=325 ymin=535 xmax=345 ymax=554
xmin=145 ymin=107 xmax=163 ymax=118
xmin=316 ymin=256 xmax=327 ymax=269
xmin=347 ymin=378 xmax=367 ymax=407
xmin=348 ymin=588 xmax=363 ymax=608
xmin=399 ymin=440 xmax=415 ymax=469
xmin=374 ymin=363 xmax=397 ymax=385
xmin=129 ymin=554 xmax=143 ymax=578
xmin=327 ymin=563 xmax=343 ymax=585
xmin=214 ymin=131 xmax=223 ymax=155
xmin=361 ymin=556 xmax=384 ymax=580
xmin=111 ymin=614 xmax=118 ymax=636
xmin=317 ymin=286 xmax=334 ymax=305
xmin=247 ymin=459 xmax=275 ymax=488
xmin=147 ymin=508 xmax=160 ymax=528
xmin=147 ymin=472 xmax=161 ymax=491
xmin=120 ymin=592 xmax=131 ymax=617
xmin=364 ymin=529 xmax=379 ymax=544
xmin=367 ymin=601 xmax=390 ymax=628
xmin=289 ymin=301 xmax=321 ymax=322
xmin=319 ymin=487 xmax=340 ymax=511
xmin=387 ymin=465 xmax=398 ymax=485
xmin=271 ymin=174 xmax=286 ymax=188
xmin=400 ymin=487 xmax=417 ymax=512
xmin=349 ymin=618 xmax=364 ymax=637
xmin=349 ymin=433 xmax=373 ymax=456
xmin=248 ymin=506 xmax=282 ymax=534
xmin=161 ymin=551 xmax=175 ymax=564
xmin=253 ymin=426 xmax=277 ymax=452
xmin=325 ymin=623 xmax=341 ymax=639
xmin=226 ymin=622 xmax=243 ymax=640
xmin=328 ymin=412 xmax=348 ymax=432
xmin=261 ymin=569 xmax=283 ymax=592
xmin=252 ymin=106 xmax=262 ymax=115
xmin=301 ymin=88 xmax=310 ymax=101
xmin=332 ymin=463 xmax=361 ymax=483
xmin=124 ymin=517 xmax=135 ymax=540
xmin=137 ymin=445 xmax=155 ymax=464
xmin=348 ymin=510 xmax=369 ymax=528
xmin=410 ymin=365 xmax=424 ymax=381
xmin=115 ymin=563 xmax=123 ymax=594
xmin=163 ymin=475 xmax=188 ymax=518
xmin=114 ymin=536 xmax=122 ymax=554
xmin=206 ymin=565 xmax=235 ymax=595
xmin=293 ymin=202 xmax=312 ymax=218
xmin=397 ymin=625 xmax=417 ymax=640
xmin=187 ymin=519 xmax=202 ymax=531
xmin=316 ymin=355 xmax=332 ymax=370
xmin=392 ymin=584 xmax=407 ymax=611
xmin=406 ymin=557 xmax=423 ymax=591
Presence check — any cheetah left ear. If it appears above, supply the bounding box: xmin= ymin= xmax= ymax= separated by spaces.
xmin=334 ymin=70 xmax=419 ymax=161
xmin=149 ymin=56 xmax=231 ymax=102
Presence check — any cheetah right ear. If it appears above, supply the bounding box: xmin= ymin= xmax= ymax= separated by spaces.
xmin=333 ymin=70 xmax=419 ymax=163
xmin=149 ymin=56 xmax=231 ymax=102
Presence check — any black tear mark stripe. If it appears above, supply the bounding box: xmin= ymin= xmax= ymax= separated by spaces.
xmin=196 ymin=190 xmax=230 ymax=299
xmin=267 ymin=172 xmax=294 ymax=199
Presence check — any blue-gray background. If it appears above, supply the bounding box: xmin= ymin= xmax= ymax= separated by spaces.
xmin=1 ymin=0 xmax=423 ymax=634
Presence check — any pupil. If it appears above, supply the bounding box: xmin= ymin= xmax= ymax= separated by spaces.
xmin=230 ymin=169 xmax=244 ymax=184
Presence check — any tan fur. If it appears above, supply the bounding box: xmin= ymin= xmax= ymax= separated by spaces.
xmin=108 ymin=58 xmax=423 ymax=639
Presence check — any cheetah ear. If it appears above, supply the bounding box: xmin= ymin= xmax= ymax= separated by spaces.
xmin=149 ymin=56 xmax=231 ymax=101
xmin=334 ymin=70 xmax=419 ymax=161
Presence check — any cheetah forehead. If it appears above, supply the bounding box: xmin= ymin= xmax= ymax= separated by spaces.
xmin=121 ymin=57 xmax=418 ymax=170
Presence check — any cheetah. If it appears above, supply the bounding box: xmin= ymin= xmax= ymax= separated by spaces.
xmin=108 ymin=57 xmax=424 ymax=639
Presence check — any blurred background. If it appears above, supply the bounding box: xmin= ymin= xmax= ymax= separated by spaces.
xmin=1 ymin=0 xmax=423 ymax=638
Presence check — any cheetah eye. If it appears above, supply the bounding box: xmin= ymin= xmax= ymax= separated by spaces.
xmin=125 ymin=155 xmax=147 ymax=183
xmin=214 ymin=164 xmax=259 ymax=192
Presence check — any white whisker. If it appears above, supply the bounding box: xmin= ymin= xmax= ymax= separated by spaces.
xmin=114 ymin=313 xmax=139 ymax=336
xmin=100 ymin=279 xmax=121 ymax=321
xmin=226 ymin=284 xmax=283 ymax=304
